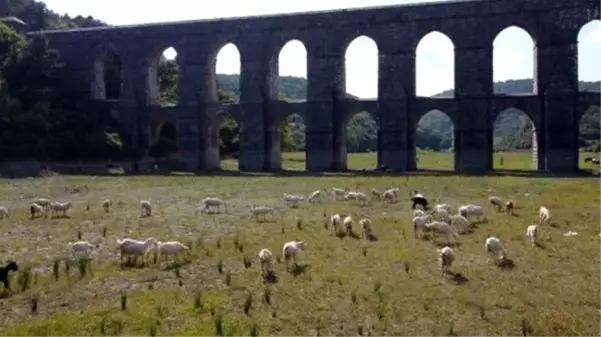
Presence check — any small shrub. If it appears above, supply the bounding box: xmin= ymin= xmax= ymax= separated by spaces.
xmin=30 ymin=295 xmax=38 ymax=314
xmin=281 ymin=223 xmax=285 ymax=234
xmin=217 ymin=260 xmax=224 ymax=274
xmin=243 ymin=292 xmax=253 ymax=315
xmin=77 ymin=230 xmax=82 ymax=240
xmin=362 ymin=247 xmax=368 ymax=256
xmin=193 ymin=291 xmax=203 ymax=310
xmin=174 ymin=267 xmax=181 ymax=278
xmin=121 ymin=293 xmax=127 ymax=311
xmin=373 ymin=280 xmax=382 ymax=293
xmin=225 ymin=272 xmax=231 ymax=286
xmin=351 ymin=290 xmax=357 ymax=303
xmin=357 ymin=325 xmax=364 ymax=336
xmin=296 ymin=218 xmax=303 ymax=230
xmin=77 ymin=258 xmax=91 ymax=279
xmin=250 ymin=323 xmax=259 ymax=337
xmin=149 ymin=323 xmax=157 ymax=337
xmin=216 ymin=237 xmax=222 ymax=249
xmin=263 ymin=286 xmax=272 ymax=305
xmin=102 ymin=226 xmax=107 ymax=238
xmin=64 ymin=258 xmax=71 ymax=274
xmin=52 ymin=259 xmax=60 ymax=281
xmin=213 ymin=312 xmax=224 ymax=336
xmin=18 ymin=265 xmax=32 ymax=292
xmin=205 ymin=248 xmax=213 ymax=257
xmin=243 ymin=256 xmax=252 ymax=269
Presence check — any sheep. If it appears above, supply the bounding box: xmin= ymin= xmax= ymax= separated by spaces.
xmin=526 ymin=225 xmax=538 ymax=247
xmin=382 ymin=188 xmax=400 ymax=203
xmin=539 ymin=206 xmax=551 ymax=225
xmin=438 ymin=246 xmax=455 ymax=276
xmin=413 ymin=209 xmax=425 ymax=217
xmin=251 ymin=205 xmax=276 ymax=222
xmin=0 ymin=261 xmax=18 ymax=290
xmin=432 ymin=208 xmax=451 ymax=223
xmin=0 ymin=206 xmax=9 ymax=219
xmin=505 ymin=200 xmax=515 ymax=214
xmin=30 ymin=203 xmax=45 ymax=219
xmin=308 ymin=190 xmax=322 ymax=203
xmin=342 ymin=215 xmax=354 ymax=235
xmin=411 ymin=194 xmax=429 ymax=210
xmin=359 ymin=218 xmax=373 ymax=238
xmin=423 ymin=221 xmax=460 ymax=242
xmin=116 ymin=237 xmax=158 ymax=266
xmin=33 ymin=198 xmax=52 ymax=209
xmin=140 ymin=200 xmax=152 ymax=217
xmin=329 ymin=213 xmax=343 ymax=236
xmin=344 ymin=191 xmax=370 ymax=205
xmin=449 ymin=214 xmax=471 ymax=234
xmin=412 ymin=215 xmax=432 ymax=238
xmin=154 ymin=241 xmax=190 ymax=264
xmin=50 ymin=201 xmax=72 ymax=217
xmin=332 ymin=187 xmax=349 ymax=201
xmin=257 ymin=248 xmax=273 ymax=274
xmin=284 ymin=194 xmax=305 ymax=208
xmin=485 ymin=236 xmax=508 ymax=263
xmin=68 ymin=240 xmax=95 ymax=258
xmin=282 ymin=240 xmax=306 ymax=272
xmin=200 ymin=197 xmax=227 ymax=214
xmin=458 ymin=204 xmax=485 ymax=222
xmin=371 ymin=188 xmax=383 ymax=201
xmin=433 ymin=204 xmax=451 ymax=212
xmin=102 ymin=199 xmax=112 ymax=213
xmin=488 ymin=196 xmax=504 ymax=212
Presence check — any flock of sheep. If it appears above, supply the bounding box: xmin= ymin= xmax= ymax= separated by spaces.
xmin=0 ymin=187 xmax=553 ymax=292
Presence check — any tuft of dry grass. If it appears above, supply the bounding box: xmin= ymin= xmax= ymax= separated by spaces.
xmin=0 ymin=152 xmax=598 ymax=335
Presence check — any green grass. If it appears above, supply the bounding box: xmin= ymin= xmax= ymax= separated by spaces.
xmin=0 ymin=151 xmax=599 ymax=335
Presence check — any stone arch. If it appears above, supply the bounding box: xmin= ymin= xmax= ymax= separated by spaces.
xmin=413 ymin=109 xmax=455 ymax=171
xmin=152 ymin=46 xmax=180 ymax=107
xmin=492 ymin=25 xmax=536 ymax=94
xmin=577 ymin=105 xmax=600 ymax=170
xmin=277 ymin=113 xmax=307 ymax=171
xmin=492 ymin=108 xmax=539 ymax=170
xmin=577 ymin=20 xmax=601 ymax=89
xmin=415 ymin=31 xmax=455 ymax=98
xmin=213 ymin=42 xmax=241 ymax=103
xmin=277 ymin=40 xmax=307 ymax=101
xmin=92 ymin=45 xmax=122 ymax=100
xmin=217 ymin=110 xmax=240 ymax=171
xmin=344 ymin=35 xmax=378 ymax=99
xmin=149 ymin=122 xmax=177 ymax=159
xmin=344 ymin=110 xmax=378 ymax=170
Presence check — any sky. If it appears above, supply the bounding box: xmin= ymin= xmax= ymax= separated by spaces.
xmin=41 ymin=0 xmax=601 ymax=98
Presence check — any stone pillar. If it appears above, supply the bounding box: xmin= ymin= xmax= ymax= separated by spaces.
xmin=305 ymin=40 xmax=345 ymax=172
xmin=177 ymin=46 xmax=219 ymax=170
xmin=378 ymin=51 xmax=414 ymax=171
xmin=453 ymin=43 xmax=494 ymax=173
xmin=536 ymin=36 xmax=579 ymax=172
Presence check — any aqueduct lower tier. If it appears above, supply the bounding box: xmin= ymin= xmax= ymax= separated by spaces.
xmin=29 ymin=0 xmax=600 ymax=172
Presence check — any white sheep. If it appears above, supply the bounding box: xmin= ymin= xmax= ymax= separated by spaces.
xmin=50 ymin=201 xmax=72 ymax=217
xmin=342 ymin=215 xmax=354 ymax=234
xmin=371 ymin=188 xmax=383 ymax=201
xmin=33 ymin=198 xmax=52 ymax=209
xmin=30 ymin=203 xmax=45 ymax=219
xmin=433 ymin=204 xmax=451 ymax=212
xmin=154 ymin=241 xmax=190 ymax=264
xmin=257 ymin=248 xmax=273 ymax=274
xmin=116 ymin=237 xmax=158 ymax=265
xmin=382 ymin=188 xmax=400 ymax=203
xmin=359 ymin=218 xmax=373 ymax=238
xmin=308 ymin=190 xmax=322 ymax=203
xmin=485 ymin=236 xmax=508 ymax=263
xmin=438 ymin=246 xmax=455 ymax=276
xmin=344 ymin=191 xmax=370 ymax=205
xmin=68 ymin=240 xmax=95 ymax=258
xmin=140 ymin=200 xmax=152 ymax=217
xmin=449 ymin=214 xmax=471 ymax=234
xmin=412 ymin=215 xmax=432 ymax=238
xmin=282 ymin=240 xmax=306 ymax=271
xmin=0 ymin=206 xmax=9 ymax=219
xmin=329 ymin=213 xmax=343 ymax=236
xmin=413 ymin=209 xmax=425 ymax=217
xmin=102 ymin=199 xmax=112 ymax=213
xmin=424 ymin=221 xmax=460 ymax=242
xmin=284 ymin=194 xmax=305 ymax=208
xmin=200 ymin=197 xmax=227 ymax=214
xmin=332 ymin=187 xmax=348 ymax=201
xmin=432 ymin=208 xmax=451 ymax=223
xmin=539 ymin=206 xmax=551 ymax=225
xmin=251 ymin=205 xmax=275 ymax=222
xmin=488 ymin=196 xmax=504 ymax=212
xmin=526 ymin=224 xmax=538 ymax=247
xmin=458 ymin=204 xmax=485 ymax=222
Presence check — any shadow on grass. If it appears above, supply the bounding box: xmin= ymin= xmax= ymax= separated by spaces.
xmin=291 ymin=263 xmax=309 ymax=277
xmin=496 ymin=258 xmax=516 ymax=270
xmin=263 ymin=270 xmax=278 ymax=284
xmin=449 ymin=272 xmax=469 ymax=285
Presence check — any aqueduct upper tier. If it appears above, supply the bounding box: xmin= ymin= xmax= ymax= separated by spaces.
xmin=27 ymin=0 xmax=600 ymax=172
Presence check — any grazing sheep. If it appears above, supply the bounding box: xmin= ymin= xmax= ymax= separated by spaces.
xmin=505 ymin=200 xmax=515 ymax=214
xmin=33 ymin=198 xmax=52 ymax=209
xmin=154 ymin=241 xmax=190 ymax=264
xmin=68 ymin=240 xmax=95 ymax=258
xmin=116 ymin=237 xmax=158 ymax=265
xmin=308 ymin=190 xmax=322 ymax=203
xmin=438 ymin=246 xmax=455 ymax=276
xmin=284 ymin=194 xmax=305 ymax=208
xmin=332 ymin=188 xmax=349 ymax=201
xmin=382 ymin=188 xmax=400 ymax=203
xmin=411 ymin=194 xmax=429 ymax=210
xmin=50 ymin=201 xmax=72 ymax=217
xmin=30 ymin=203 xmax=45 ymax=219
xmin=330 ymin=213 xmax=343 ymax=236
xmin=200 ymin=197 xmax=227 ymax=214
xmin=424 ymin=221 xmax=460 ymax=242
xmin=257 ymin=248 xmax=273 ymax=274
xmin=102 ymin=199 xmax=112 ymax=213
xmin=413 ymin=215 xmax=432 ymax=238
xmin=539 ymin=206 xmax=551 ymax=225
xmin=0 ymin=261 xmax=18 ymax=290
xmin=0 ymin=206 xmax=9 ymax=219
xmin=433 ymin=204 xmax=451 ymax=212
xmin=251 ymin=205 xmax=276 ymax=222
xmin=359 ymin=218 xmax=373 ymax=238
xmin=526 ymin=225 xmax=538 ymax=247
xmin=488 ymin=196 xmax=504 ymax=212
xmin=449 ymin=214 xmax=471 ymax=234
xmin=432 ymin=208 xmax=451 ymax=223
xmin=485 ymin=236 xmax=508 ymax=263
xmin=342 ymin=215 xmax=354 ymax=235
xmin=140 ymin=200 xmax=152 ymax=217
xmin=282 ymin=240 xmax=306 ymax=271
xmin=371 ymin=188 xmax=383 ymax=201
xmin=458 ymin=204 xmax=485 ymax=222
xmin=413 ymin=209 xmax=425 ymax=217
xmin=344 ymin=191 xmax=370 ymax=205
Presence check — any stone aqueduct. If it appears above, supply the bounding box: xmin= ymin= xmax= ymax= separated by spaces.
xmin=28 ymin=0 xmax=600 ymax=172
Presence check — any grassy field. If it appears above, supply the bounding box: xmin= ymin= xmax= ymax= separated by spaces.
xmin=0 ymin=151 xmax=599 ymax=336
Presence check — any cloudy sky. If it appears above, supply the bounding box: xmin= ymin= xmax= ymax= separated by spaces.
xmin=41 ymin=0 xmax=600 ymax=98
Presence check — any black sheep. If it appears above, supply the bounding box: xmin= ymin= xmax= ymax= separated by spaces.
xmin=0 ymin=261 xmax=19 ymax=290
xmin=410 ymin=191 xmax=429 ymax=210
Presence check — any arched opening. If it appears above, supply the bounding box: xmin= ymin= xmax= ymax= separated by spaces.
xmin=345 ymin=111 xmax=378 ymax=170
xmin=93 ymin=49 xmax=122 ymax=100
xmin=218 ymin=112 xmax=239 ymax=171
xmin=149 ymin=122 xmax=177 ymax=159
xmin=215 ymin=43 xmax=241 ymax=170
xmin=277 ymin=40 xmax=307 ymax=168
xmin=578 ymin=106 xmax=600 ymax=171
xmin=492 ymin=26 xmax=535 ymax=94
xmin=415 ymin=110 xmax=455 ymax=170
xmin=156 ymin=46 xmax=179 ymax=107
xmin=415 ymin=31 xmax=455 ymax=98
xmin=279 ymin=114 xmax=306 ymax=170
xmin=344 ymin=35 xmax=378 ymax=99
xmin=492 ymin=109 xmax=537 ymax=171
xmin=577 ymin=20 xmax=601 ymax=91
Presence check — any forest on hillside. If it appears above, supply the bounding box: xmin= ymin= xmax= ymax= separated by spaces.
xmin=0 ymin=0 xmax=599 ymax=163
